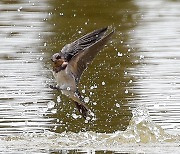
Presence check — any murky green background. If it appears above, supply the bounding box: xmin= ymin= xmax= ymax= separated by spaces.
xmin=0 ymin=0 xmax=180 ymax=152
xmin=46 ymin=0 xmax=139 ymax=133
xmin=0 ymin=0 xmax=139 ymax=134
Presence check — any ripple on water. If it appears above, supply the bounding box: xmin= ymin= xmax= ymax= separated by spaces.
xmin=129 ymin=0 xmax=180 ymax=134
xmin=0 ymin=0 xmax=180 ymax=153
xmin=0 ymin=0 xmax=54 ymax=135
xmin=0 ymin=106 xmax=179 ymax=153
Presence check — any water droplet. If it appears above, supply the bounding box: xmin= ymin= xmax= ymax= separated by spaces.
xmin=84 ymin=97 xmax=89 ymax=103
xmin=48 ymin=12 xmax=51 ymax=16
xmin=90 ymin=86 xmax=94 ymax=90
xmin=53 ymin=126 xmax=57 ymax=131
xmin=125 ymin=89 xmax=128 ymax=94
xmin=85 ymin=117 xmax=91 ymax=123
xmin=72 ymin=113 xmax=79 ymax=119
xmin=102 ymin=81 xmax=105 ymax=86
xmin=117 ymin=52 xmax=123 ymax=57
xmin=47 ymin=101 xmax=55 ymax=109
xmin=67 ymin=87 xmax=71 ymax=91
xmin=116 ymin=103 xmax=120 ymax=108
xmin=85 ymin=120 xmax=88 ymax=123
xmin=129 ymin=80 xmax=133 ymax=83
xmin=17 ymin=6 xmax=22 ymax=12
xmin=94 ymin=85 xmax=97 ymax=88
xmin=82 ymin=89 xmax=85 ymax=93
xmin=57 ymin=96 xmax=61 ymax=103
xmin=93 ymin=102 xmax=97 ymax=105
xmin=140 ymin=55 xmax=144 ymax=59
xmin=86 ymin=117 xmax=91 ymax=121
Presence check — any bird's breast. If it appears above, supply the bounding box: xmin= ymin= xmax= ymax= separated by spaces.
xmin=53 ymin=69 xmax=76 ymax=92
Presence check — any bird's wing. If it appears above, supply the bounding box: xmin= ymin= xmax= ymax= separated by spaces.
xmin=60 ymin=27 xmax=108 ymax=61
xmin=66 ymin=30 xmax=114 ymax=84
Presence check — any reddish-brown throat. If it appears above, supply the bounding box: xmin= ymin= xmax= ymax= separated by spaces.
xmin=53 ymin=59 xmax=64 ymax=73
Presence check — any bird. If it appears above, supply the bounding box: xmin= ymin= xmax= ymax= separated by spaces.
xmin=50 ymin=27 xmax=114 ymax=119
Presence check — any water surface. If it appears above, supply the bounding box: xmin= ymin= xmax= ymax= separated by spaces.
xmin=0 ymin=0 xmax=55 ymax=135
xmin=131 ymin=0 xmax=180 ymax=134
xmin=0 ymin=0 xmax=180 ymax=153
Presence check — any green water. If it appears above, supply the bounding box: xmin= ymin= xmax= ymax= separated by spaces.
xmin=45 ymin=0 xmax=139 ymax=133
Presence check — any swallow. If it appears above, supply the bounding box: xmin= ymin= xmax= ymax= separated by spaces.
xmin=50 ymin=27 xmax=114 ymax=119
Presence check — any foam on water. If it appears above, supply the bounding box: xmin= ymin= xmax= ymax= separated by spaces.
xmin=0 ymin=106 xmax=178 ymax=153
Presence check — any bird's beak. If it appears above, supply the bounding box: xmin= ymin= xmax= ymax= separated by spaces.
xmin=51 ymin=57 xmax=54 ymax=62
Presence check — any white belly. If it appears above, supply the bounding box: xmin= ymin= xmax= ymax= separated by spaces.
xmin=53 ymin=69 xmax=76 ymax=92
xmin=52 ymin=69 xmax=81 ymax=103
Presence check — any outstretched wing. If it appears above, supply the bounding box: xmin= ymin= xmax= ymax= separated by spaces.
xmin=66 ymin=30 xmax=114 ymax=84
xmin=61 ymin=27 xmax=108 ymax=61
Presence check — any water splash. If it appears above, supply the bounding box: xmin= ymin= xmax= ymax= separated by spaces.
xmin=1 ymin=106 xmax=178 ymax=153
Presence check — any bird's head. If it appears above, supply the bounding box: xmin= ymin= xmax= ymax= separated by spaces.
xmin=51 ymin=53 xmax=62 ymax=62
xmin=51 ymin=53 xmax=68 ymax=72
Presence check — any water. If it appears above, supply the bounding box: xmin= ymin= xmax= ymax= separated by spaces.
xmin=0 ymin=0 xmax=180 ymax=153
xmin=0 ymin=0 xmax=55 ymax=135
xmin=130 ymin=0 xmax=180 ymax=134
xmin=1 ymin=106 xmax=179 ymax=153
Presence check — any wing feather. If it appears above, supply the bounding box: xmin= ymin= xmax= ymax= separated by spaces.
xmin=61 ymin=27 xmax=108 ymax=61
xmin=66 ymin=30 xmax=114 ymax=83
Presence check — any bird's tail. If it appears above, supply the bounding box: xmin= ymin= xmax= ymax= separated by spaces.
xmin=74 ymin=101 xmax=89 ymax=119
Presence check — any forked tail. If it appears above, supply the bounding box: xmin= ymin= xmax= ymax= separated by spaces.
xmin=74 ymin=101 xmax=89 ymax=119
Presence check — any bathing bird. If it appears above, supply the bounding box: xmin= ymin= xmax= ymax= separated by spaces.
xmin=50 ymin=27 xmax=114 ymax=119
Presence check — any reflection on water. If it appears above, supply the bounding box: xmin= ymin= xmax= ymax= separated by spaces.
xmin=131 ymin=0 xmax=180 ymax=134
xmin=0 ymin=0 xmax=180 ymax=153
xmin=0 ymin=0 xmax=55 ymax=135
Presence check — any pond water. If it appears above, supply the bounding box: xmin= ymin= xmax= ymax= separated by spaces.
xmin=0 ymin=0 xmax=180 ymax=153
